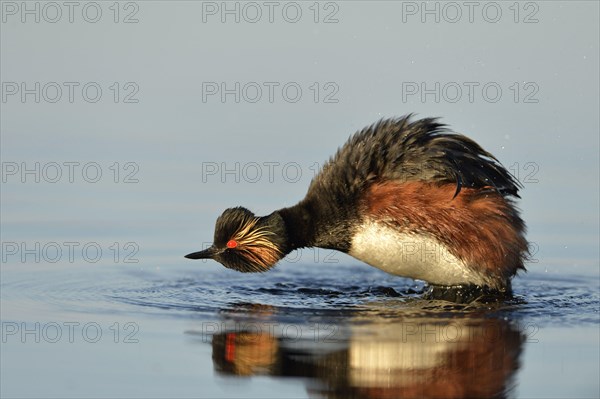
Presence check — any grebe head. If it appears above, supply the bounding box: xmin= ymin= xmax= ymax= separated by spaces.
xmin=185 ymin=207 xmax=286 ymax=273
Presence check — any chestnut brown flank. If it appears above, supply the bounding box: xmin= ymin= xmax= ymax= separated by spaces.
xmin=363 ymin=182 xmax=527 ymax=281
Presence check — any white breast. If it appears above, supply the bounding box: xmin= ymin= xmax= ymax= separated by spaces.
xmin=349 ymin=220 xmax=488 ymax=286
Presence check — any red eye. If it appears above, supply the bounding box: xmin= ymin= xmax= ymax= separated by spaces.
xmin=226 ymin=240 xmax=238 ymax=249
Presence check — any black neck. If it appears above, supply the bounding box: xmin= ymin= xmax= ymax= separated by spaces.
xmin=275 ymin=199 xmax=353 ymax=253
xmin=276 ymin=201 xmax=316 ymax=251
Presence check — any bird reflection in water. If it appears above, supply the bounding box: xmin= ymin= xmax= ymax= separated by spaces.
xmin=206 ymin=303 xmax=525 ymax=398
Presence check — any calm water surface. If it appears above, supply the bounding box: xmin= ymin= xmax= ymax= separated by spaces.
xmin=1 ymin=260 xmax=598 ymax=398
xmin=2 ymin=3 xmax=599 ymax=397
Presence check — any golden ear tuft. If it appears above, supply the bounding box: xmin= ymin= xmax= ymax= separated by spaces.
xmin=230 ymin=217 xmax=283 ymax=271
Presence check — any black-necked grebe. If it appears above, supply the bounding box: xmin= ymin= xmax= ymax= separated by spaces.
xmin=185 ymin=115 xmax=528 ymax=294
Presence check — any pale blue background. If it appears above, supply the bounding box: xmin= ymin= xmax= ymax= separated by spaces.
xmin=1 ymin=1 xmax=599 ymax=398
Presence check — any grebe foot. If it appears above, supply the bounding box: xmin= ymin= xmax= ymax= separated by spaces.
xmin=424 ymin=283 xmax=512 ymax=303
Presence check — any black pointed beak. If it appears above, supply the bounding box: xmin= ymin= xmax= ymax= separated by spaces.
xmin=185 ymin=246 xmax=219 ymax=260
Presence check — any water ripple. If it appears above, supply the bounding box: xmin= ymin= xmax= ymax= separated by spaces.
xmin=1 ymin=264 xmax=598 ymax=326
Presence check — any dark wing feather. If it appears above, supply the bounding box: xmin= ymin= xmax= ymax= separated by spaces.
xmin=307 ymin=115 xmax=521 ymax=202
